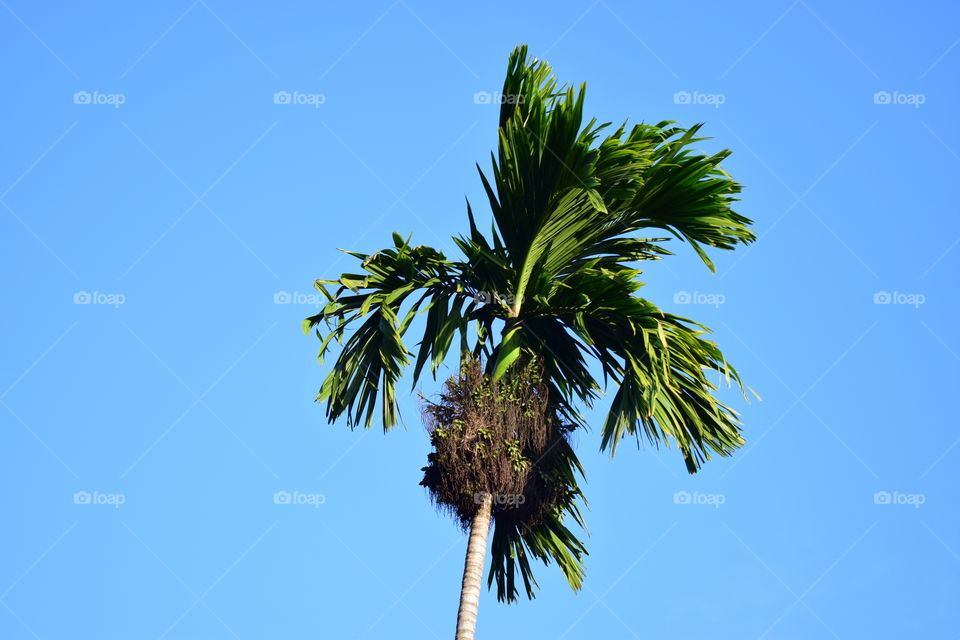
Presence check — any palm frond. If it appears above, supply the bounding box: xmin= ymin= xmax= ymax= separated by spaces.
xmin=304 ymin=233 xmax=468 ymax=429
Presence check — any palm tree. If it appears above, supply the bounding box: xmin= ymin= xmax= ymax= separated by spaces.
xmin=305 ymin=44 xmax=756 ymax=639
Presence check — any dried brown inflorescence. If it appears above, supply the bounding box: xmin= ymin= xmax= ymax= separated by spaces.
xmin=419 ymin=358 xmax=575 ymax=532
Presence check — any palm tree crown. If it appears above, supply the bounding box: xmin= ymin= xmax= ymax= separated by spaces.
xmin=306 ymin=44 xmax=756 ymax=603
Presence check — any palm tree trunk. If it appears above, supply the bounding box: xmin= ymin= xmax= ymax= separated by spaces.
xmin=454 ymin=491 xmax=493 ymax=639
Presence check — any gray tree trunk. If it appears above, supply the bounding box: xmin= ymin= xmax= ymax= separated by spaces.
xmin=454 ymin=492 xmax=493 ymax=639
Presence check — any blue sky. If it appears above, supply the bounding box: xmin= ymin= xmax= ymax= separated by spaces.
xmin=1 ymin=1 xmax=958 ymax=638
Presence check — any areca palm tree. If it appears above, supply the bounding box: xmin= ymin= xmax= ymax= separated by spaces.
xmin=305 ymin=44 xmax=756 ymax=639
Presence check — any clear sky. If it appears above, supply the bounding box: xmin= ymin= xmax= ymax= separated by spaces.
xmin=1 ymin=2 xmax=958 ymax=638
